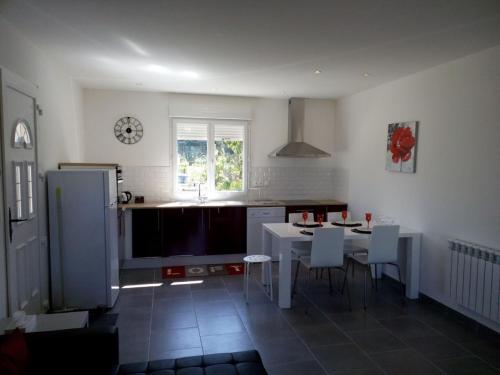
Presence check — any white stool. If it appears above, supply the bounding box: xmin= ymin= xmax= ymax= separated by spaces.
xmin=243 ymin=255 xmax=273 ymax=302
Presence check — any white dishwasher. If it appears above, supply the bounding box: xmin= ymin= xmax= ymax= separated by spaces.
xmin=247 ymin=207 xmax=286 ymax=260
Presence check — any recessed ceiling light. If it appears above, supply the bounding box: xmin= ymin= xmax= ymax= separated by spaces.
xmin=314 ymin=69 xmax=322 ymax=75
xmin=363 ymin=72 xmax=370 ymax=77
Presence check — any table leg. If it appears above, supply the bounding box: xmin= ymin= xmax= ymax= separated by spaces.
xmin=261 ymin=229 xmax=273 ymax=285
xmin=406 ymin=234 xmax=421 ymax=299
xmin=278 ymin=239 xmax=292 ymax=308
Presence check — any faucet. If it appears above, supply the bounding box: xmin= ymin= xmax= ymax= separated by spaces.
xmin=198 ymin=183 xmax=207 ymax=203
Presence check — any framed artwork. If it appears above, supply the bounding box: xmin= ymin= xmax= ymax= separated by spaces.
xmin=386 ymin=121 xmax=418 ymax=173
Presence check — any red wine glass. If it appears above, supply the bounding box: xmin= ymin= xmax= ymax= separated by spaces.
xmin=341 ymin=210 xmax=348 ymax=224
xmin=365 ymin=212 xmax=372 ymax=229
xmin=302 ymin=212 xmax=309 ymax=226
xmin=317 ymin=213 xmax=324 ymax=226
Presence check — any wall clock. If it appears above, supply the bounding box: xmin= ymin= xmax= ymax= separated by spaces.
xmin=114 ymin=116 xmax=143 ymax=144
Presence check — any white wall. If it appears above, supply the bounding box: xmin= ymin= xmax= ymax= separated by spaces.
xmin=82 ymin=90 xmax=336 ymax=168
xmin=0 ymin=17 xmax=84 ymax=316
xmin=82 ymin=90 xmax=339 ymax=200
xmin=335 ymin=45 xmax=500 ymax=330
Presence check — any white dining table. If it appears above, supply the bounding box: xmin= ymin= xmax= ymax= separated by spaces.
xmin=261 ymin=222 xmax=422 ymax=308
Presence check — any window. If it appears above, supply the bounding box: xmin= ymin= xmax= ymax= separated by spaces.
xmin=13 ymin=120 xmax=33 ymax=149
xmin=14 ymin=163 xmax=22 ymax=219
xmin=174 ymin=119 xmax=247 ymax=195
xmin=27 ymin=163 xmax=34 ymax=216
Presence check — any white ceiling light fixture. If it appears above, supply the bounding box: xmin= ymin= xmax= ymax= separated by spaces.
xmin=363 ymin=72 xmax=370 ymax=77
xmin=143 ymin=64 xmax=170 ymax=74
xmin=314 ymin=69 xmax=322 ymax=75
xmin=181 ymin=70 xmax=200 ymax=79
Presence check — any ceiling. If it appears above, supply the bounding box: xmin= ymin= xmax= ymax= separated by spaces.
xmin=1 ymin=0 xmax=500 ymax=98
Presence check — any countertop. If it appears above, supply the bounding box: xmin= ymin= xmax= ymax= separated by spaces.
xmin=119 ymin=199 xmax=346 ymax=209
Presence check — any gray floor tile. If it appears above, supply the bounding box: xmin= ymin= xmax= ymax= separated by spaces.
xmin=267 ymin=360 xmax=327 ymax=375
xmin=328 ymin=311 xmax=383 ymax=332
xmin=194 ymin=300 xmax=238 ymax=318
xmin=461 ymin=339 xmax=500 ymax=369
xmin=256 ymin=336 xmax=313 ymax=366
xmin=366 ymin=304 xmax=407 ymax=320
xmin=434 ymin=355 xmax=499 ymax=375
xmin=431 ymin=321 xmax=486 ymax=343
xmin=191 ymin=289 xmax=232 ymax=302
xmin=281 ymin=306 xmax=330 ymax=328
xmin=149 ymin=347 xmax=203 ymax=361
xmin=151 ymin=310 xmax=198 ymax=330
xmin=311 ymin=343 xmax=377 ymax=374
xmin=370 ymin=348 xmax=443 ymax=375
xmin=406 ymin=335 xmax=470 ymax=361
xmin=379 ymin=316 xmax=439 ymax=339
xmin=149 ymin=327 xmax=202 ymax=354
xmin=119 ymin=336 xmax=149 ymax=364
xmin=197 ymin=315 xmax=246 ymax=336
xmin=154 ymin=285 xmax=191 ymax=300
xmin=349 ymin=328 xmax=407 ymax=353
xmin=294 ymin=323 xmax=351 ymax=347
xmin=153 ymin=297 xmax=194 ymax=314
xmin=244 ymin=317 xmax=297 ymax=344
xmin=201 ymin=332 xmax=254 ymax=355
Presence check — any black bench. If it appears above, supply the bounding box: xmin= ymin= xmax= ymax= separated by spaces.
xmin=119 ymin=350 xmax=267 ymax=375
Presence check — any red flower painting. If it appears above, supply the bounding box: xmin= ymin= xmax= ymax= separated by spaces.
xmin=386 ymin=122 xmax=418 ymax=173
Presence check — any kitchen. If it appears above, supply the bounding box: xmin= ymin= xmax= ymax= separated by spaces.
xmin=0 ymin=1 xmax=499 ymax=374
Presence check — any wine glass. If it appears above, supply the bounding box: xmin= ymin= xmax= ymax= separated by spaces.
xmin=317 ymin=213 xmax=324 ymax=226
xmin=365 ymin=212 xmax=372 ymax=229
xmin=341 ymin=210 xmax=348 ymax=224
xmin=302 ymin=212 xmax=309 ymax=226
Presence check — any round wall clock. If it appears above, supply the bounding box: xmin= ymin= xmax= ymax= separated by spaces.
xmin=114 ymin=116 xmax=143 ymax=144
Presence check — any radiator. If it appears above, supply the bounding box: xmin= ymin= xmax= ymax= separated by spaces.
xmin=449 ymin=239 xmax=500 ymax=323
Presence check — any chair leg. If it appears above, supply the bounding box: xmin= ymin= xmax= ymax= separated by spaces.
xmin=342 ymin=268 xmax=352 ymax=311
xmin=395 ymin=263 xmax=405 ymax=305
xmin=268 ymin=261 xmax=273 ymax=301
xmin=327 ymin=268 xmax=333 ymax=295
xmin=363 ymin=266 xmax=368 ymax=310
xmin=292 ymin=260 xmax=300 ymax=297
xmin=245 ymin=262 xmax=249 ymax=303
xmin=351 ymin=254 xmax=355 ymax=277
xmin=341 ymin=259 xmax=350 ymax=295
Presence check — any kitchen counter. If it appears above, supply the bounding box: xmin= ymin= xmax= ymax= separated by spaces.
xmin=119 ymin=199 xmax=346 ymax=209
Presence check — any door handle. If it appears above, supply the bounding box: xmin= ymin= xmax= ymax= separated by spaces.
xmin=9 ymin=208 xmax=28 ymax=243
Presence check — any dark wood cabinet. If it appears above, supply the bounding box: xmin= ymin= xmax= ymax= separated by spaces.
xmin=132 ymin=209 xmax=162 ymax=258
xmin=205 ymin=207 xmax=246 ymax=255
xmin=285 ymin=204 xmax=347 ymax=222
xmin=162 ymin=208 xmax=205 ymax=256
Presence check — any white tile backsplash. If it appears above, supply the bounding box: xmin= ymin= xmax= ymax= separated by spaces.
xmin=121 ymin=165 xmax=348 ymax=202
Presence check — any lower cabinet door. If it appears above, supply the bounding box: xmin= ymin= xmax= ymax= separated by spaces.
xmin=163 ymin=208 xmax=205 ymax=256
xmin=132 ymin=209 xmax=162 ymax=258
xmin=205 ymin=207 xmax=246 ymax=255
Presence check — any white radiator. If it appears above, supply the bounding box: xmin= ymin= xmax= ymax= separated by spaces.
xmin=449 ymin=239 xmax=500 ymax=323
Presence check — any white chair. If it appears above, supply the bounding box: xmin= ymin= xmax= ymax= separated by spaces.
xmin=328 ymin=211 xmax=366 ymax=260
xmin=292 ymin=227 xmax=351 ymax=309
xmin=243 ymin=255 xmax=273 ymax=303
xmin=289 ymin=212 xmax=315 ymax=259
xmin=342 ymin=225 xmax=404 ymax=309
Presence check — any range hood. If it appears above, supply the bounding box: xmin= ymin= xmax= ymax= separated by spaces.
xmin=269 ymin=98 xmax=331 ymax=158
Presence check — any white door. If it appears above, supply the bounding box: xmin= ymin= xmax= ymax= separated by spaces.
xmin=1 ymin=68 xmax=41 ymax=315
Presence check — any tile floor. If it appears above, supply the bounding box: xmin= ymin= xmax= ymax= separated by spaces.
xmin=112 ymin=265 xmax=500 ymax=374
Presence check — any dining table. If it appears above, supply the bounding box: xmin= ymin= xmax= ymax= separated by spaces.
xmin=260 ymin=222 xmax=422 ymax=308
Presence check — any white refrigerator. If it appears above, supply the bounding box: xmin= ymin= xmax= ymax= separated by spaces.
xmin=48 ymin=169 xmax=120 ymax=310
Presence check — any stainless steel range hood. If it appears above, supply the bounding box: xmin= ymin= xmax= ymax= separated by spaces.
xmin=269 ymin=98 xmax=331 ymax=158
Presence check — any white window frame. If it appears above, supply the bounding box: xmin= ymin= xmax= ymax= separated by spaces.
xmin=172 ymin=118 xmax=249 ymax=200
